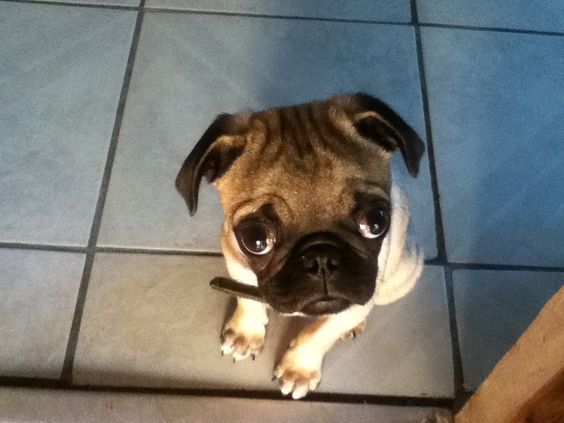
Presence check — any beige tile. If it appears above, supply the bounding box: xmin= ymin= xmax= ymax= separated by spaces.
xmin=322 ymin=265 xmax=453 ymax=397
xmin=75 ymin=253 xmax=452 ymax=397
xmin=0 ymin=249 xmax=84 ymax=378
xmin=0 ymin=387 xmax=452 ymax=423
xmin=73 ymin=253 xmax=284 ymax=389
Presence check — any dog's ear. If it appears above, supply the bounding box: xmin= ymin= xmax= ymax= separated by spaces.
xmin=175 ymin=113 xmax=247 ymax=216
xmin=348 ymin=93 xmax=425 ymax=177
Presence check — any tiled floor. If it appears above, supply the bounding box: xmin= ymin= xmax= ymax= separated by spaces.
xmin=1 ymin=0 xmax=563 ymax=417
xmin=73 ymin=257 xmax=451 ymax=397
xmin=0 ymin=388 xmax=453 ymax=423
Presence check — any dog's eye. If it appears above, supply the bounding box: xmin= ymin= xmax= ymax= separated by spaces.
xmin=236 ymin=222 xmax=276 ymax=255
xmin=358 ymin=207 xmax=389 ymax=239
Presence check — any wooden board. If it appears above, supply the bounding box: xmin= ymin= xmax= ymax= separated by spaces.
xmin=456 ymin=286 xmax=564 ymax=423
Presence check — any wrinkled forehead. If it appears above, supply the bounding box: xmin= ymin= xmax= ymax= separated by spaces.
xmin=226 ymin=175 xmax=391 ymax=231
xmin=216 ymin=100 xmax=393 ymax=223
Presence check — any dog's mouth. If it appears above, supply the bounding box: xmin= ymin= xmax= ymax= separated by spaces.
xmin=300 ymin=296 xmax=351 ymax=315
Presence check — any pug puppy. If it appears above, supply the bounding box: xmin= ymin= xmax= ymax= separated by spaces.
xmin=175 ymin=93 xmax=425 ymax=399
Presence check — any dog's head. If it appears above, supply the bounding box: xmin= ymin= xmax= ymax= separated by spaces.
xmin=176 ymin=94 xmax=424 ymax=315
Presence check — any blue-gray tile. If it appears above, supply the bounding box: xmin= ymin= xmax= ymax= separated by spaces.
xmin=422 ymin=28 xmax=564 ymax=266
xmin=75 ymin=254 xmax=452 ymax=397
xmin=453 ymin=269 xmax=563 ymax=390
xmin=0 ymin=249 xmax=84 ymax=378
xmin=0 ymin=3 xmax=136 ymax=246
xmin=145 ymin=0 xmax=411 ymax=22
xmin=418 ymin=0 xmax=564 ymax=32
xmin=98 ymin=13 xmax=437 ymax=258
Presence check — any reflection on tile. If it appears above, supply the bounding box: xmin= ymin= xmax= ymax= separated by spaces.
xmin=418 ymin=0 xmax=564 ymax=32
xmin=0 ymin=388 xmax=452 ymax=423
xmin=0 ymin=3 xmax=135 ymax=246
xmin=423 ymin=28 xmax=564 ymax=266
xmin=98 ymin=13 xmax=436 ymax=258
xmin=75 ymin=254 xmax=452 ymax=397
xmin=145 ymin=0 xmax=411 ymax=22
xmin=453 ymin=269 xmax=563 ymax=390
xmin=0 ymin=250 xmax=84 ymax=378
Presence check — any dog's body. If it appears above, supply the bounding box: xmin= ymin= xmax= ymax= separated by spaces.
xmin=176 ymin=94 xmax=424 ymax=399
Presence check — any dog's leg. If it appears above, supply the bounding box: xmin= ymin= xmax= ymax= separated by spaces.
xmin=221 ymin=297 xmax=268 ymax=361
xmin=273 ymin=303 xmax=372 ymax=399
xmin=220 ymin=248 xmax=268 ymax=361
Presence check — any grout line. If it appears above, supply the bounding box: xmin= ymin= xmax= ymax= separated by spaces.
xmin=59 ymin=257 xmax=96 ymax=381
xmin=3 ymin=0 xmax=564 ymax=39
xmin=0 ymin=378 xmax=454 ymax=408
xmin=0 ymin=378 xmax=63 ymax=389
xmin=96 ymin=246 xmax=223 ymax=256
xmin=420 ymin=22 xmax=564 ymax=38
xmin=142 ymin=6 xmax=412 ymax=26
xmin=59 ymin=3 xmax=145 ymax=383
xmin=442 ymin=265 xmax=466 ymax=401
xmin=412 ymin=0 xmax=460 ymax=409
xmin=449 ymin=262 xmax=564 ymax=273
xmin=1 ymin=241 xmax=562 ymax=272
xmin=0 ymin=242 xmax=86 ymax=253
xmin=410 ymin=0 xmax=448 ymax=263
xmin=424 ymin=257 xmax=445 ymax=266
xmin=0 ymin=0 xmax=138 ymax=11
xmin=453 ymin=391 xmax=474 ymax=415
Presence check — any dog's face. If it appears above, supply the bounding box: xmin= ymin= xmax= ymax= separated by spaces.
xmin=176 ymin=94 xmax=424 ymax=315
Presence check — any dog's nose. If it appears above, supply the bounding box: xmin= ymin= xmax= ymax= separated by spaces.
xmin=301 ymin=247 xmax=341 ymax=278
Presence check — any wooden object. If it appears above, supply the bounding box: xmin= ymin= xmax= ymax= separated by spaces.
xmin=455 ymin=286 xmax=564 ymax=423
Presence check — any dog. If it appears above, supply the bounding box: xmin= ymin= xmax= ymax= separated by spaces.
xmin=175 ymin=93 xmax=425 ymax=399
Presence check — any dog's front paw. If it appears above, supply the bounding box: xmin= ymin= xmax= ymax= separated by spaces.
xmin=273 ymin=347 xmax=322 ymax=399
xmin=220 ymin=317 xmax=266 ymax=362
